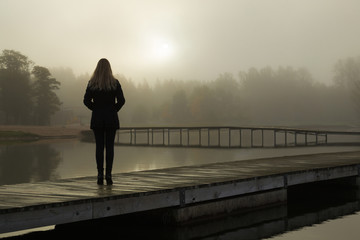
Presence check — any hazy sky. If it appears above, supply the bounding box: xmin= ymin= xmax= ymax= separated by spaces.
xmin=1 ymin=0 xmax=360 ymax=83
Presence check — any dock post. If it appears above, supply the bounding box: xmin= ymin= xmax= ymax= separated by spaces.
xmin=134 ymin=129 xmax=137 ymax=145
xmin=261 ymin=129 xmax=264 ymax=147
xmin=285 ymin=130 xmax=287 ymax=147
xmin=295 ymin=132 xmax=297 ymax=146
xmin=305 ymin=132 xmax=308 ymax=146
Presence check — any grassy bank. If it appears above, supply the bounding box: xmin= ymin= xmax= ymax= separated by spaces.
xmin=0 ymin=131 xmax=40 ymax=143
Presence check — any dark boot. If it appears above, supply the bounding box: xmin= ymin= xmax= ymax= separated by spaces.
xmin=97 ymin=168 xmax=104 ymax=185
xmin=105 ymin=168 xmax=113 ymax=185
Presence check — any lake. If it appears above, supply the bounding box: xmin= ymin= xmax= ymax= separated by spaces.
xmin=0 ymin=139 xmax=359 ymax=239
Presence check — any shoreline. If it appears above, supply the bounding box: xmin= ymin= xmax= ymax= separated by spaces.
xmin=0 ymin=125 xmax=86 ymax=142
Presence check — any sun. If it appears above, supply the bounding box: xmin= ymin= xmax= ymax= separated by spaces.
xmin=150 ymin=37 xmax=175 ymax=61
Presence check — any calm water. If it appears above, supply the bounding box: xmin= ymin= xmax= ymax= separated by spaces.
xmin=0 ymin=139 xmax=359 ymax=185
xmin=0 ymin=139 xmax=359 ymax=239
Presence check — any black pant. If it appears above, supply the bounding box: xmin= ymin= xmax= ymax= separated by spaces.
xmin=93 ymin=128 xmax=116 ymax=175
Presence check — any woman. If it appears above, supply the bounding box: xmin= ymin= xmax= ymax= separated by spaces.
xmin=83 ymin=58 xmax=125 ymax=185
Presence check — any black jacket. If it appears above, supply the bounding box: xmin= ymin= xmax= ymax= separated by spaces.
xmin=83 ymin=80 xmax=125 ymax=130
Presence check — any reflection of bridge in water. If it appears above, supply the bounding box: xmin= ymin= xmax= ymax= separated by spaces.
xmin=116 ymin=126 xmax=360 ymax=148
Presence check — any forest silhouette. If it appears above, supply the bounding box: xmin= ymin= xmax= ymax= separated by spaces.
xmin=1 ymin=49 xmax=359 ymax=127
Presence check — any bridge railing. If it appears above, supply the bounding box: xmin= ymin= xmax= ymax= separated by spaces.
xmin=111 ymin=126 xmax=360 ymax=148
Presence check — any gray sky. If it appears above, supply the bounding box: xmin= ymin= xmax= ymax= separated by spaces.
xmin=1 ymin=0 xmax=360 ymax=84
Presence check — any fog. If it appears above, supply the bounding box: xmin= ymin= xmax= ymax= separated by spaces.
xmin=1 ymin=0 xmax=360 ymax=127
xmin=47 ymin=63 xmax=359 ymax=127
xmin=1 ymin=0 xmax=360 ymax=83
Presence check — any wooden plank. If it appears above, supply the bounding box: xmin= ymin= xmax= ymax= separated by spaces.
xmin=0 ymin=202 xmax=92 ymax=233
xmin=184 ymin=175 xmax=285 ymax=204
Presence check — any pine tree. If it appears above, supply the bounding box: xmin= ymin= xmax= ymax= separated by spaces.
xmin=32 ymin=66 xmax=61 ymax=125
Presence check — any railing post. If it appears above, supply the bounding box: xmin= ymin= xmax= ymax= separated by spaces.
xmin=162 ymin=128 xmax=165 ymax=146
xmin=168 ymin=129 xmax=170 ymax=146
xmin=130 ymin=129 xmax=133 ymax=145
xmin=151 ymin=129 xmax=153 ymax=145
xmin=251 ymin=129 xmax=254 ymax=148
xmin=180 ymin=129 xmax=182 ymax=146
xmin=239 ymin=129 xmax=242 ymax=148
xmin=274 ymin=130 xmax=277 ymax=147
xmin=208 ymin=128 xmax=210 ymax=147
xmin=199 ymin=128 xmax=201 ymax=146
xmin=229 ymin=128 xmax=231 ymax=148
xmin=218 ymin=128 xmax=221 ymax=147
xmin=325 ymin=133 xmax=328 ymax=145
xmin=147 ymin=129 xmax=149 ymax=145
xmin=187 ymin=129 xmax=190 ymax=146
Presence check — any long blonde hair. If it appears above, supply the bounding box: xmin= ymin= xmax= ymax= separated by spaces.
xmin=89 ymin=58 xmax=117 ymax=91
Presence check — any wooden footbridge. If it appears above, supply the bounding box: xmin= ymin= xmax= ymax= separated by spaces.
xmin=114 ymin=126 xmax=360 ymax=148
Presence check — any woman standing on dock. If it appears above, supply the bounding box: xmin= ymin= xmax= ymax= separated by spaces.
xmin=83 ymin=58 xmax=126 ymax=185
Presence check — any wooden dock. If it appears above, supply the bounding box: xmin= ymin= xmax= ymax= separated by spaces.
xmin=1 ymin=151 xmax=360 ymax=234
xmin=108 ymin=126 xmax=360 ymax=148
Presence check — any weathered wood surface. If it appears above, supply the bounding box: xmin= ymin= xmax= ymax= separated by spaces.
xmin=0 ymin=151 xmax=360 ymax=233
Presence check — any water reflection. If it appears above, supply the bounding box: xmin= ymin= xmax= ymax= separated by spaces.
xmin=1 ymin=140 xmax=359 ymax=186
xmin=0 ymin=144 xmax=61 ymax=185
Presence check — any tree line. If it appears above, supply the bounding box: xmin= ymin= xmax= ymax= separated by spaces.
xmin=52 ymin=58 xmax=359 ymax=128
xmin=0 ymin=50 xmax=61 ymax=125
xmin=1 ymin=49 xmax=359 ymax=127
xmin=117 ymin=66 xmax=359 ymax=127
